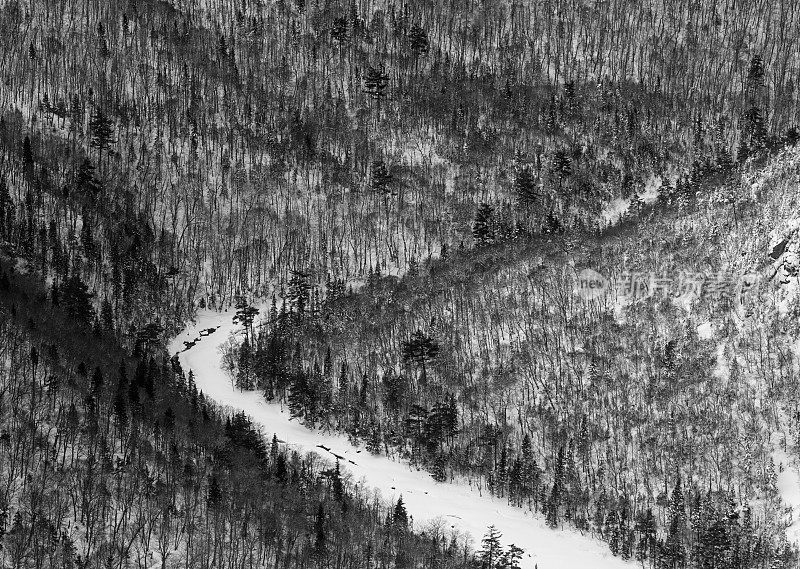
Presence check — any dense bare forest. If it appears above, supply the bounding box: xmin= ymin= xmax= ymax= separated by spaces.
xmin=0 ymin=256 xmax=480 ymax=567
xmin=3 ymin=0 xmax=800 ymax=566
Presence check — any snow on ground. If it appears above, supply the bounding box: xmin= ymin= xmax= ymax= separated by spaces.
xmin=777 ymin=337 xmax=800 ymax=544
xmin=601 ymin=197 xmax=630 ymax=226
xmin=696 ymin=321 xmax=713 ymax=340
xmin=170 ymin=308 xmax=632 ymax=569
xmin=599 ymin=175 xmax=662 ymax=227
xmin=641 ymin=175 xmax=662 ymax=204
xmin=772 ymin=426 xmax=800 ymax=543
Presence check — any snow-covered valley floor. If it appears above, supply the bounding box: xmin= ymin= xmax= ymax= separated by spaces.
xmin=169 ymin=309 xmax=631 ymax=569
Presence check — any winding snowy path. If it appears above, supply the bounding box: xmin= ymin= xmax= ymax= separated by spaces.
xmin=169 ymin=309 xmax=631 ymax=569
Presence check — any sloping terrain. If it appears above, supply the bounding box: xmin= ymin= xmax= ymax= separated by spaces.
xmin=0 ymin=259 xmax=475 ymax=568
xmin=173 ymin=306 xmax=634 ymax=569
xmin=224 ymin=146 xmax=800 ymax=567
xmin=2 ymin=0 xmax=800 ymax=567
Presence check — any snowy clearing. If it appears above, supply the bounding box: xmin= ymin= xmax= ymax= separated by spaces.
xmin=773 ymin=432 xmax=800 ymax=543
xmin=170 ymin=308 xmax=632 ymax=569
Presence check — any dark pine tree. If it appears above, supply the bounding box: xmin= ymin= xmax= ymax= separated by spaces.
xmin=89 ymin=109 xmax=116 ymax=168
xmin=393 ymin=496 xmax=408 ymax=530
xmin=473 ymin=203 xmax=496 ymax=246
xmin=314 ymin=502 xmax=327 ymax=558
xmin=364 ymin=65 xmax=389 ymax=104
xmin=515 ymin=166 xmax=538 ymax=209
xmin=401 ymin=330 xmax=439 ymax=385
xmin=408 ymin=25 xmax=429 ymax=59
xmin=477 ymin=525 xmax=503 ymax=569
xmin=60 ymin=274 xmax=95 ymax=327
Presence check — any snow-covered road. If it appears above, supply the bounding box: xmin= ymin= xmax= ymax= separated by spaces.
xmin=169 ymin=309 xmax=631 ymax=569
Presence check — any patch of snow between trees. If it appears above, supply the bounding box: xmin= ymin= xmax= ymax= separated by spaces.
xmin=601 ymin=197 xmax=631 ymax=226
xmin=696 ymin=321 xmax=714 ymax=340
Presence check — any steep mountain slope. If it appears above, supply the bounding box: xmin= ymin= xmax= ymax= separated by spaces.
xmin=2 ymin=0 xmax=796 ymax=324
xmin=172 ymin=305 xmax=633 ymax=569
xmin=3 ymin=0 xmax=800 ymax=567
xmin=224 ymin=146 xmax=800 ymax=567
xmin=0 ymin=255 xmax=473 ymax=569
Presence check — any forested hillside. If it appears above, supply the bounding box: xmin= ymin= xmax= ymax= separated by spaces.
xmin=0 ymin=257 xmax=476 ymax=567
xmin=219 ymin=144 xmax=800 ymax=568
xmin=3 ymin=0 xmax=800 ymax=566
xmin=4 ymin=0 xmax=800 ymax=315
